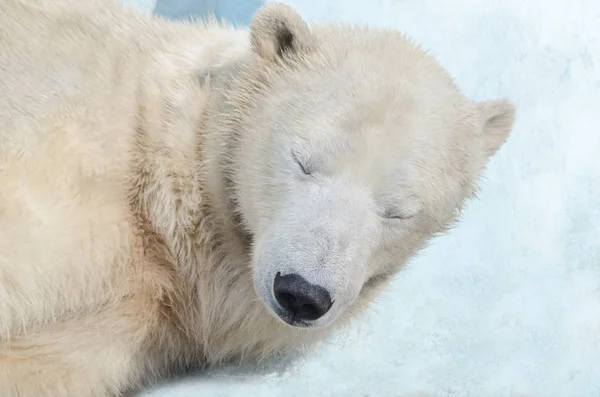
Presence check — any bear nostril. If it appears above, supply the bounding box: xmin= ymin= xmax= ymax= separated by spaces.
xmin=298 ymin=303 xmax=319 ymax=319
xmin=279 ymin=292 xmax=296 ymax=307
xmin=273 ymin=272 xmax=333 ymax=322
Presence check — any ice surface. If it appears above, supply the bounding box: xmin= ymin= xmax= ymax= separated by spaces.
xmin=122 ymin=0 xmax=600 ymax=395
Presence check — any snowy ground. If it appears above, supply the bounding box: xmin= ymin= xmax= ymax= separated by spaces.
xmin=124 ymin=0 xmax=600 ymax=396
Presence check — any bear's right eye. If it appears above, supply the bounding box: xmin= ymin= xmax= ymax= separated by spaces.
xmin=291 ymin=151 xmax=311 ymax=175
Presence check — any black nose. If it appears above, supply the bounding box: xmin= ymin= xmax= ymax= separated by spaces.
xmin=273 ymin=272 xmax=333 ymax=322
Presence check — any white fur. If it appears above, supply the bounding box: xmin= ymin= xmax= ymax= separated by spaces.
xmin=0 ymin=0 xmax=515 ymax=395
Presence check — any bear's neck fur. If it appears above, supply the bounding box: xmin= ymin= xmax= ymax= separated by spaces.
xmin=127 ymin=27 xmax=334 ymax=376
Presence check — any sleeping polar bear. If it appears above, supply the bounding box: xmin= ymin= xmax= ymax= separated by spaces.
xmin=0 ymin=0 xmax=515 ymax=395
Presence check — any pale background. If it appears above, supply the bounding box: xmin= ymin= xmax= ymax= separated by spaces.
xmin=120 ymin=0 xmax=600 ymax=396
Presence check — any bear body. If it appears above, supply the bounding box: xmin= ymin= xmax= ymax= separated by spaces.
xmin=0 ymin=0 xmax=515 ymax=395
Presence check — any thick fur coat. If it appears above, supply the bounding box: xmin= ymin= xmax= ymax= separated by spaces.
xmin=0 ymin=0 xmax=515 ymax=395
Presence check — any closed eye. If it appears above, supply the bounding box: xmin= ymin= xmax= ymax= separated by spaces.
xmin=381 ymin=206 xmax=419 ymax=220
xmin=383 ymin=212 xmax=412 ymax=220
xmin=381 ymin=198 xmax=421 ymax=221
xmin=292 ymin=151 xmax=311 ymax=175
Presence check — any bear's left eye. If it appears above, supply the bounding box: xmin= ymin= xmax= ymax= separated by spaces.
xmin=292 ymin=151 xmax=311 ymax=175
xmin=382 ymin=199 xmax=421 ymax=221
xmin=383 ymin=210 xmax=413 ymax=220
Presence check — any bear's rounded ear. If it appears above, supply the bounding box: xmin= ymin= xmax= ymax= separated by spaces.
xmin=249 ymin=3 xmax=315 ymax=62
xmin=476 ymin=98 xmax=516 ymax=158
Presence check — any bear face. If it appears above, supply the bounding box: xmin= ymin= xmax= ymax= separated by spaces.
xmin=224 ymin=3 xmax=515 ymax=330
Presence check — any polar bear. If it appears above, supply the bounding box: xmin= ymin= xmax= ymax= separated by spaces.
xmin=0 ymin=0 xmax=515 ymax=395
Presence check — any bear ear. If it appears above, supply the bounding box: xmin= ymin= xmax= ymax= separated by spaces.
xmin=249 ymin=3 xmax=315 ymax=62
xmin=476 ymin=98 xmax=516 ymax=158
